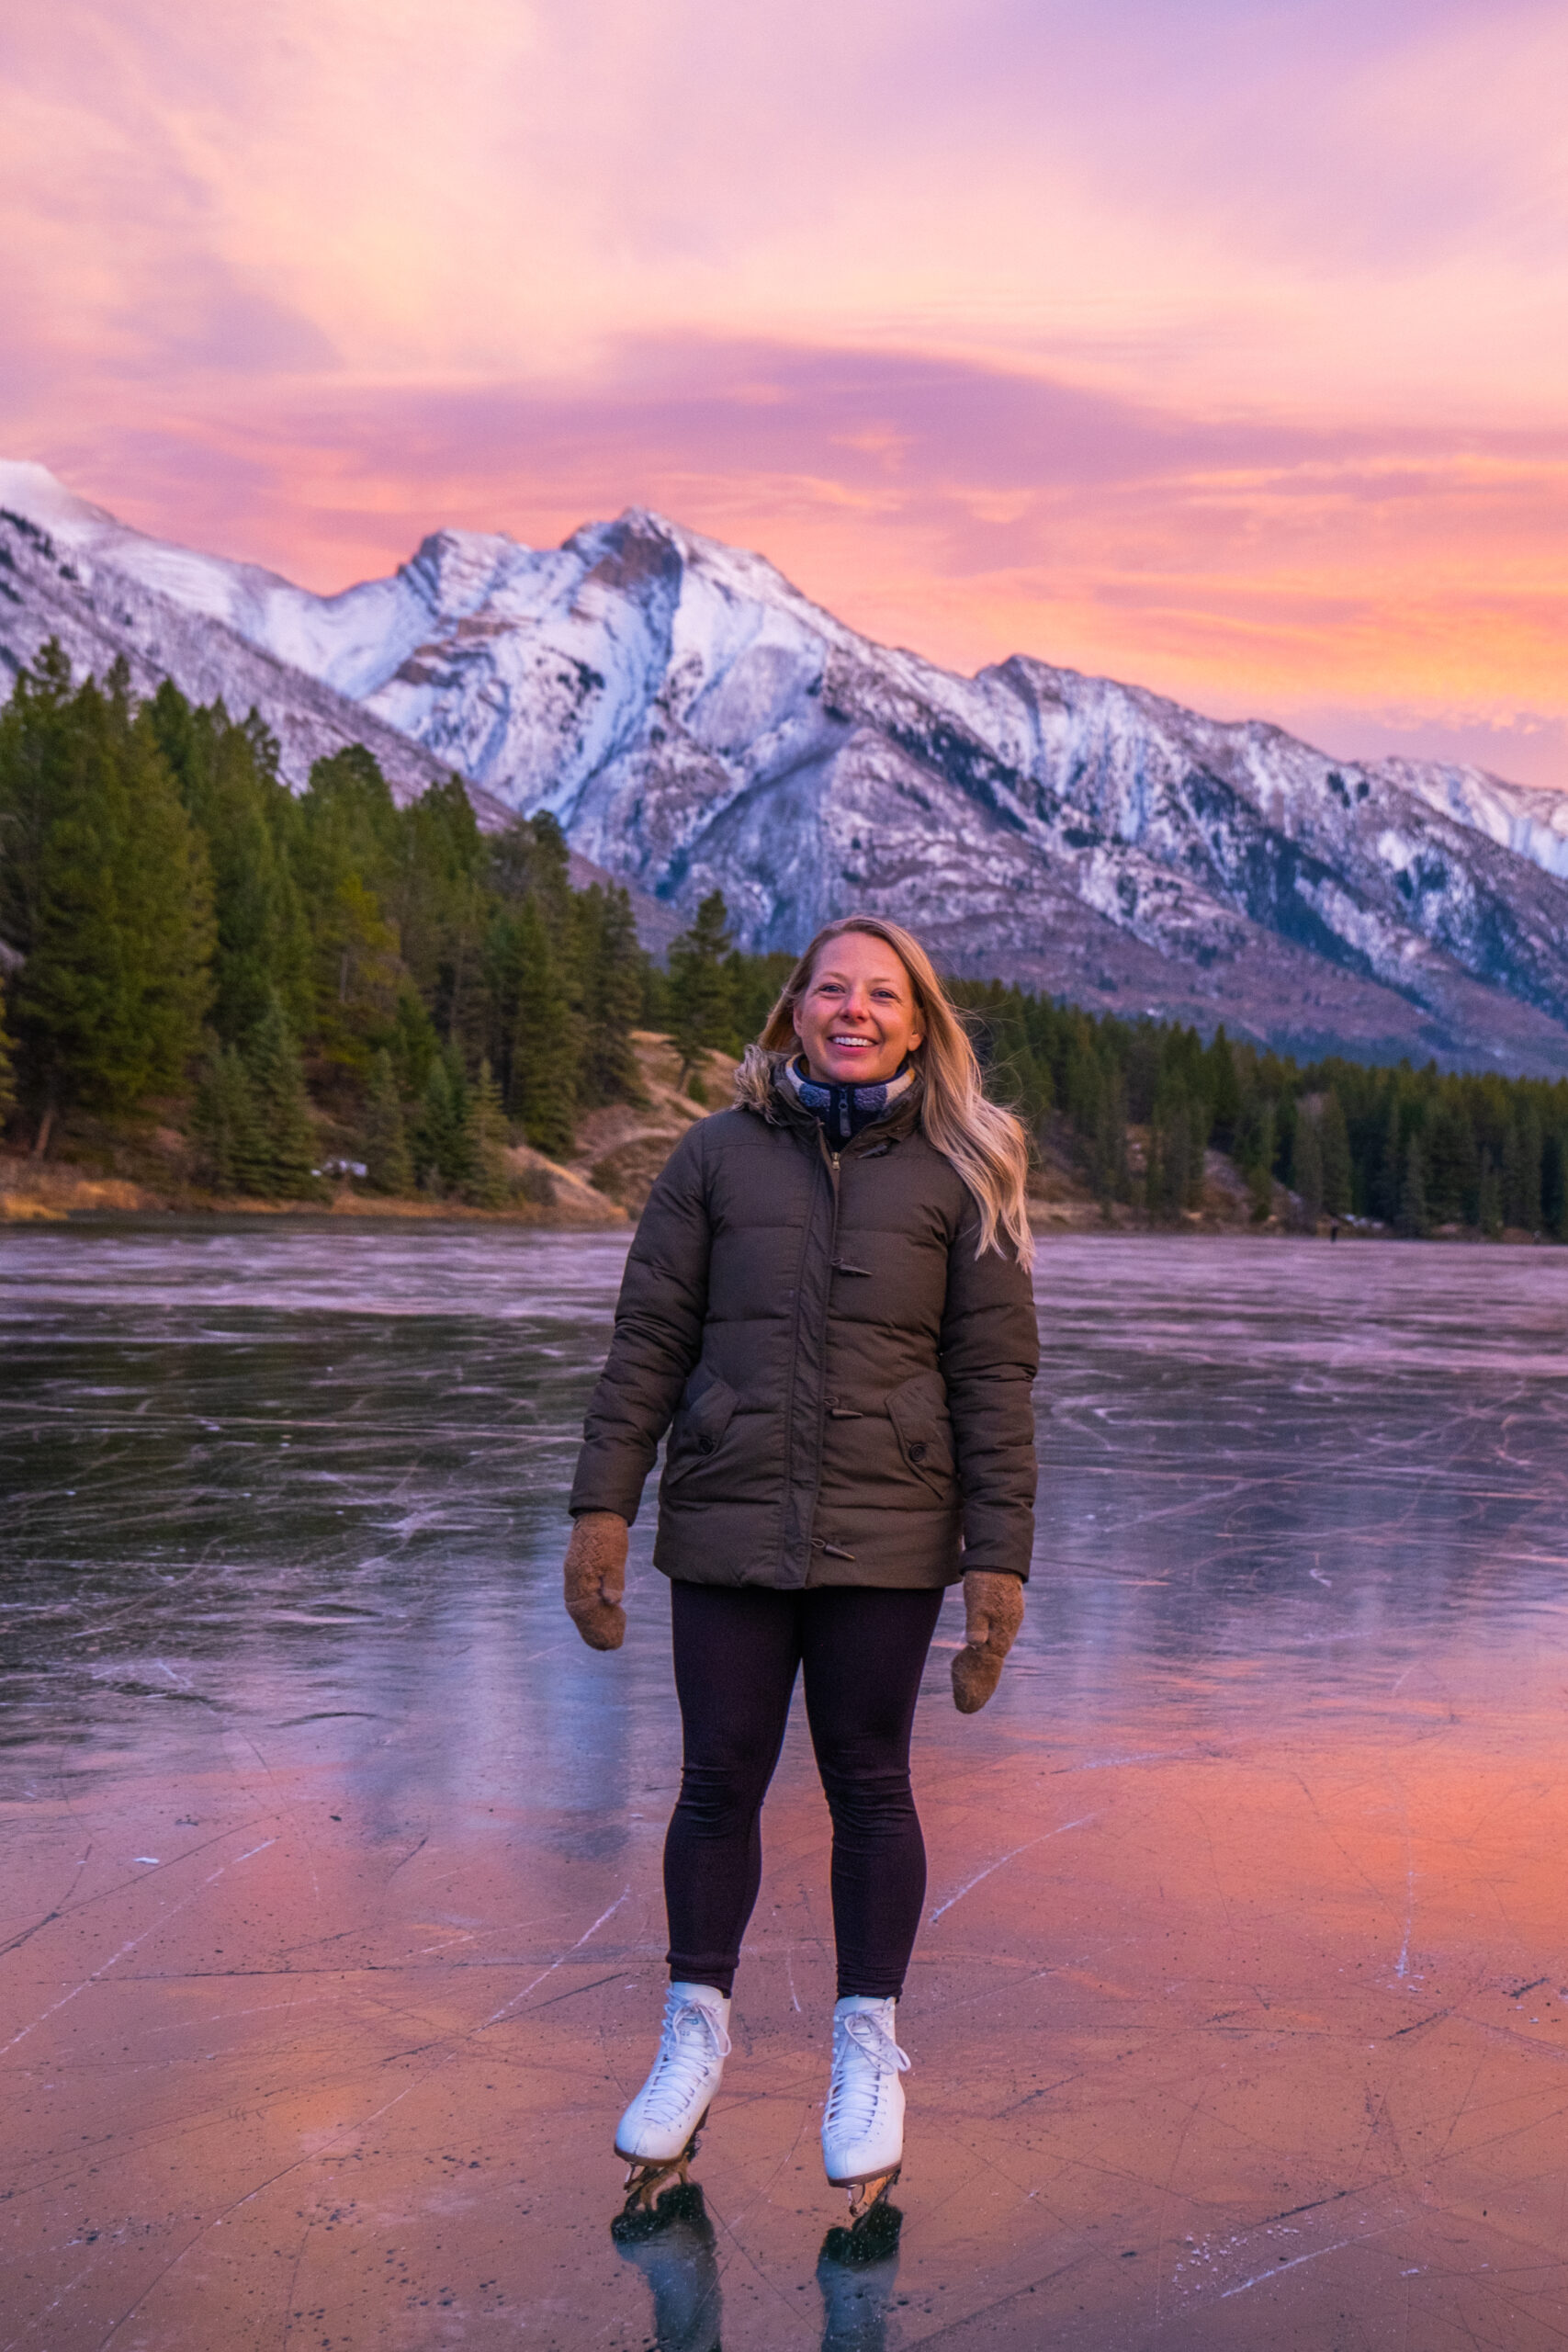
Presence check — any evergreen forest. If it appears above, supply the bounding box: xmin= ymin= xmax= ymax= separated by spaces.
xmin=951 ymin=980 xmax=1568 ymax=1238
xmin=1 ymin=647 xmax=1565 ymax=1239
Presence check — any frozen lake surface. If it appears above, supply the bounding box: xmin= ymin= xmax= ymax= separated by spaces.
xmin=4 ymin=1224 xmax=1568 ymax=2348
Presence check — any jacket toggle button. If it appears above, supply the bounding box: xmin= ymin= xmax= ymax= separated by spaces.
xmin=907 ymin=1441 xmax=928 ymax=1462
xmin=697 ymin=1435 xmax=716 ymax=1455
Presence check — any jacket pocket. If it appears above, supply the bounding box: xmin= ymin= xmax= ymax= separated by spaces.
xmin=886 ymin=1371 xmax=955 ymax=1498
xmin=664 ymin=1372 xmax=739 ymax=1484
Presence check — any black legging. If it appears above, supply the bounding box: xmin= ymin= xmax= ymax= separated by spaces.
xmin=663 ymin=1581 xmax=945 ymax=2001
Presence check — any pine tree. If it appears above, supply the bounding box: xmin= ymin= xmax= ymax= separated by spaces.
xmin=311 ymin=869 xmax=402 ymax=1076
xmin=1148 ymin=1081 xmax=1206 ymax=1218
xmin=1089 ymin=1068 xmax=1128 ymax=1218
xmin=1319 ymin=1089 xmax=1353 ymax=1216
xmin=1246 ymin=1105 xmax=1276 ymax=1221
xmin=295 ymin=747 xmax=402 ymax=1072
xmin=189 ymin=1041 xmax=259 ymax=1193
xmin=1544 ymin=1125 xmax=1568 ymax=1243
xmin=1293 ymin=1106 xmax=1324 ymax=1226
xmin=1143 ymin=1119 xmax=1164 ymax=1218
xmin=300 ymin=744 xmax=401 ymax=875
xmin=509 ymin=899 xmax=577 ymax=1158
xmin=1065 ymin=1041 xmax=1103 ymax=1150
xmin=1122 ymin=1023 xmax=1163 ymax=1126
xmin=462 ymin=1057 xmax=512 ymax=1207
xmin=0 ymin=651 xmax=214 ymax=1121
xmin=728 ymin=948 xmax=796 ymax=1052
xmin=362 ymin=1050 xmax=413 ymax=1195
xmin=412 ymin=1058 xmax=452 ymax=1193
xmin=1503 ymin=1106 xmax=1543 ymax=1233
xmin=639 ymin=956 xmax=672 ymax=1035
xmin=490 ymin=808 xmax=574 ymax=915
xmin=669 ymin=892 xmax=736 ymax=1084
xmin=388 ymin=986 xmax=441 ymax=1103
xmin=1423 ymin=1098 xmax=1477 ymax=1226
xmin=1145 ymin=1089 xmax=1195 ymax=1219
xmin=576 ymin=886 xmax=647 ymax=1105
xmin=1396 ymin=1134 xmax=1428 ymax=1238
xmin=394 ymin=775 xmax=489 ymax=1051
xmin=412 ymin=1051 xmax=472 ymax=1194
xmin=148 ymin=682 xmax=312 ymax=1045
xmin=1477 ymin=1148 xmax=1504 ymax=1238
xmin=1204 ymin=1027 xmax=1241 ymax=1152
xmin=239 ymin=996 xmax=323 ymax=1200
xmin=1376 ymin=1091 xmax=1403 ymax=1224
xmin=0 ymin=983 xmax=17 ymax=1130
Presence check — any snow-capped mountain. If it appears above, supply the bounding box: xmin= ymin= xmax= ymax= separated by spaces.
xmin=0 ymin=465 xmax=457 ymax=805
xmin=1369 ymin=757 xmax=1568 ymax=885
xmin=0 ymin=469 xmax=681 ymax=945
xmin=5 ymin=459 xmax=1568 ymax=1075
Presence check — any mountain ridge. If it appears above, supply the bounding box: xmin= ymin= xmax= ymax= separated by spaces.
xmin=3 ymin=461 xmax=1567 ymax=1076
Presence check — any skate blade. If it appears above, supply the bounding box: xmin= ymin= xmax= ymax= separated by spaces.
xmin=615 ymin=2109 xmax=709 ymax=2212
xmin=611 ymin=2177 xmax=708 ymax=2245
xmin=819 ymin=2199 xmax=903 ymax=2266
xmin=835 ymin=2165 xmax=900 ymax=2223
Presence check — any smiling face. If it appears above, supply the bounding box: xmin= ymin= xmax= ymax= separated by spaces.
xmin=792 ymin=930 xmax=924 ymax=1087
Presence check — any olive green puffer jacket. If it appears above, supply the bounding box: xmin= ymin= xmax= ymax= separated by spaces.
xmin=567 ymin=1078 xmax=1039 ymax=1589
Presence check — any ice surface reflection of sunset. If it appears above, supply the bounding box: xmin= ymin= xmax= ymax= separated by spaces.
xmin=3 ymin=1227 xmax=1566 ymax=2347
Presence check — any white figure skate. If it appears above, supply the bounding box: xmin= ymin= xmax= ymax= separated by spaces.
xmin=820 ymin=1995 xmax=910 ymax=2222
xmin=615 ymin=1983 xmax=732 ymax=2211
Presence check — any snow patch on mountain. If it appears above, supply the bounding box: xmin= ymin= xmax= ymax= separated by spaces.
xmin=5 ymin=461 xmax=1568 ymax=1075
xmin=1370 ymin=755 xmax=1568 ymax=883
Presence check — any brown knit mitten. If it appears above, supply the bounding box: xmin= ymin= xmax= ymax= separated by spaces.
xmin=563 ymin=1511 xmax=628 ymax=1651
xmin=952 ymin=1570 xmax=1025 ymax=1713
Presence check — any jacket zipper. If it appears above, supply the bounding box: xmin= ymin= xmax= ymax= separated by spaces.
xmin=808 ymin=1136 xmax=844 ymax=1561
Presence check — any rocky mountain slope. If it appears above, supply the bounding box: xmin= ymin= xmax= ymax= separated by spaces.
xmin=1375 ymin=759 xmax=1568 ymax=884
xmin=0 ymin=477 xmax=681 ymax=951
xmin=0 ymin=473 xmax=455 ymax=802
xmin=4 ymin=461 xmax=1567 ymax=1074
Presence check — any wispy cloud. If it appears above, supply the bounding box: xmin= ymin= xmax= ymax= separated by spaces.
xmin=4 ymin=0 xmax=1566 ymax=782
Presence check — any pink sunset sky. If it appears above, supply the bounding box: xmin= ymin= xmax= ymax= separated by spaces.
xmin=4 ymin=0 xmax=1567 ymax=784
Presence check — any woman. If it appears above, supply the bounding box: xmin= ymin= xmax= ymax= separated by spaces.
xmin=562 ymin=914 xmax=1039 ymax=2222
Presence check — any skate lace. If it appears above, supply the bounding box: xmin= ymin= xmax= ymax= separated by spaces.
xmin=824 ymin=2010 xmax=910 ymax=2138
xmin=640 ymin=1993 xmax=732 ymax=2128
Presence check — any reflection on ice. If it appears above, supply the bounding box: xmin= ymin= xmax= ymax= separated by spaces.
xmin=611 ymin=2188 xmax=906 ymax=2352
xmin=3 ymin=1225 xmax=1568 ymax=2346
xmin=818 ymin=2205 xmax=903 ymax=2352
xmin=612 ymin=2176 xmax=904 ymax=2351
xmin=614 ymin=2183 xmax=725 ymax=2352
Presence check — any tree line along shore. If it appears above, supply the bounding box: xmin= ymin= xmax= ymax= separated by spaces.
xmin=2 ymin=647 xmax=1566 ymax=1240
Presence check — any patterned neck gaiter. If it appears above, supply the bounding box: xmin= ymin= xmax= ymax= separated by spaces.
xmin=780 ymin=1055 xmax=918 ymax=1144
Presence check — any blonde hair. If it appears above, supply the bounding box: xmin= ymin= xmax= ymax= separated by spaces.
xmin=734 ymin=914 xmax=1033 ymax=1266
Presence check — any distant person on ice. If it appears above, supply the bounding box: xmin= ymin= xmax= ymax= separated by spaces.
xmin=560 ymin=914 xmax=1039 ymax=2228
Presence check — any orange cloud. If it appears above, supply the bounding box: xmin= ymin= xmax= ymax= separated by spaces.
xmin=4 ymin=0 xmax=1567 ymax=784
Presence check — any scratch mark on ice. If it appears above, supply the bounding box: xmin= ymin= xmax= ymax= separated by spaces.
xmin=0 ymin=1838 xmax=276 ymax=2055
xmin=1220 ymin=2238 xmax=1354 ymax=2298
xmin=481 ymin=1889 xmax=629 ymax=2028
xmin=930 ymin=1817 xmax=1096 ymax=1923
xmin=1395 ymin=1854 xmax=1416 ymax=1981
